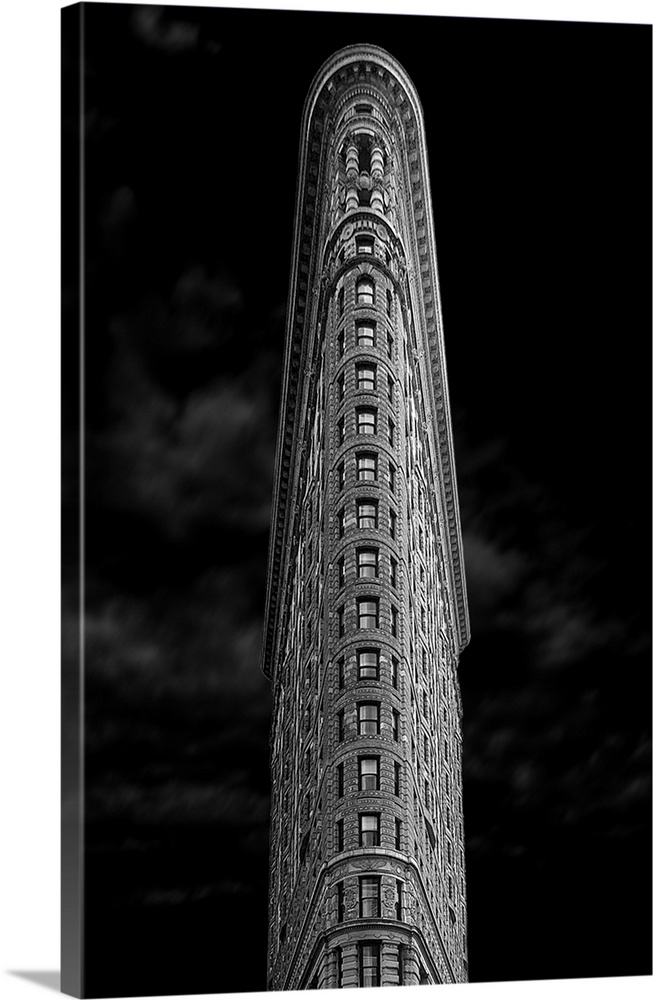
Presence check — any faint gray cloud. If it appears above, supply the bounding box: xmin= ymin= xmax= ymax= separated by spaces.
xmin=131 ymin=6 xmax=200 ymax=52
xmin=87 ymin=775 xmax=269 ymax=826
xmin=82 ymin=567 xmax=269 ymax=703
xmin=91 ymin=310 xmax=276 ymax=538
xmin=98 ymin=185 xmax=137 ymax=255
xmin=174 ymin=265 xmax=242 ymax=313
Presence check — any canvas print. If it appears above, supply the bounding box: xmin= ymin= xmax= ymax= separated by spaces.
xmin=61 ymin=3 xmax=652 ymax=997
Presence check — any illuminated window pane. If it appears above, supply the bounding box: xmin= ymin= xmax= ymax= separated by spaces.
xmin=357 ymin=649 xmax=379 ymax=680
xmin=359 ymin=814 xmax=380 ymax=848
xmin=357 ymin=548 xmax=378 ymax=578
xmin=358 ymin=701 xmax=380 ymax=735
xmin=357 ymin=453 xmax=377 ymax=481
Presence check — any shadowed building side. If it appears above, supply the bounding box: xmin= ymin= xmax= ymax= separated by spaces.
xmin=262 ymin=45 xmax=470 ymax=990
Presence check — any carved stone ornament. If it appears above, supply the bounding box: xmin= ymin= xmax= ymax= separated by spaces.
xmin=376 ymin=223 xmax=389 ymax=242
xmin=342 ymin=223 xmax=354 ymax=240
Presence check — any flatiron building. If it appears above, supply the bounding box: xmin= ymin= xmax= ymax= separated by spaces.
xmin=262 ymin=44 xmax=470 ymax=989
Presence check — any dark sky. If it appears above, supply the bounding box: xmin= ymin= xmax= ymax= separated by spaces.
xmin=62 ymin=4 xmax=651 ymax=996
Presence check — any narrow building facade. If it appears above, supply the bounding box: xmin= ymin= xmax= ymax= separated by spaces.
xmin=262 ymin=45 xmax=470 ymax=989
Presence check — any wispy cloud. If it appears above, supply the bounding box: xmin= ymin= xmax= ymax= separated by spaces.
xmin=131 ymin=7 xmax=200 ymax=53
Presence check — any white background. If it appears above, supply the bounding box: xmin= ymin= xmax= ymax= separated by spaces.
xmin=0 ymin=1 xmax=650 ymax=998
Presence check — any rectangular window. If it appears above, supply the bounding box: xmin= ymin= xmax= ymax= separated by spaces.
xmin=358 ymin=701 xmax=380 ymax=735
xmin=338 ymin=288 xmax=344 ymax=318
xmin=390 ymin=557 xmax=397 ymax=589
xmin=337 ymin=762 xmax=344 ymax=797
xmin=357 ymin=548 xmax=378 ymax=578
xmin=337 ymin=460 xmax=345 ymax=491
xmin=389 ymin=508 xmax=397 ymax=539
xmin=338 ymin=508 xmax=345 ymax=538
xmin=387 ymin=374 xmax=394 ymax=403
xmin=358 ymin=598 xmax=379 ymax=629
xmin=387 ymin=332 xmax=394 ymax=358
xmin=425 ymin=778 xmax=430 ymax=811
xmin=337 ymin=881 xmax=345 ymax=922
xmin=337 ymin=818 xmax=344 ymax=852
xmin=395 ymin=880 xmax=403 ymax=920
xmin=359 ymin=876 xmax=381 ymax=917
xmin=336 ymin=947 xmax=343 ymax=988
xmin=391 ymin=656 xmax=398 ymax=689
xmin=338 ymin=656 xmax=345 ymax=690
xmin=357 ymin=648 xmax=379 ymax=680
xmin=357 ymin=500 xmax=378 ymax=529
xmin=357 ymin=407 xmax=377 ymax=435
xmin=394 ymin=817 xmax=402 ymax=850
xmin=359 ymin=813 xmax=380 ymax=848
xmin=359 ymin=756 xmax=380 ymax=791
xmin=356 ymin=321 xmax=376 ymax=347
xmin=356 ymin=364 xmax=376 ymax=392
xmin=338 ymin=605 xmax=345 ymax=638
xmin=338 ymin=710 xmax=345 ymax=742
xmin=356 ymin=453 xmax=377 ymax=481
xmin=394 ymin=761 xmax=401 ymax=797
xmin=388 ymin=418 xmax=395 ymax=447
xmin=338 ymin=556 xmax=345 ymax=589
xmin=386 ymin=289 xmax=392 ymax=317
xmin=337 ymin=372 xmax=345 ymax=402
xmin=388 ymin=462 xmax=396 ymax=493
xmin=359 ymin=943 xmax=381 ymax=988
xmin=392 ymin=708 xmax=400 ymax=741
xmin=356 ymin=235 xmax=374 ymax=255
xmin=338 ymin=416 xmax=345 ymax=446
xmin=391 ymin=605 xmax=398 ymax=637
xmin=338 ymin=330 xmax=345 ymax=358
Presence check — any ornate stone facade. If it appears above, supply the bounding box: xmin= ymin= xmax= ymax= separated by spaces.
xmin=262 ymin=46 xmax=470 ymax=990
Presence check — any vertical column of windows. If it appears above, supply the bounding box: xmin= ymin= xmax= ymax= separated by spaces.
xmin=331 ymin=264 xmax=406 ymax=963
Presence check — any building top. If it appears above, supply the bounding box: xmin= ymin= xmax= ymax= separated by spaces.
xmin=262 ymin=45 xmax=470 ymax=680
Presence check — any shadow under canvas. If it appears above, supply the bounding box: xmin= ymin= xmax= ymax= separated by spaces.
xmin=9 ymin=972 xmax=61 ymax=993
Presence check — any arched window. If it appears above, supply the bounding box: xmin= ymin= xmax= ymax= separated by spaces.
xmin=356 ymin=277 xmax=375 ymax=306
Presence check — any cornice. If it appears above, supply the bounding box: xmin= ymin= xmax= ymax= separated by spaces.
xmin=262 ymin=45 xmax=470 ymax=681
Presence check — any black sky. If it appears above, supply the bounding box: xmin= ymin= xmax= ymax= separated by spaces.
xmin=62 ymin=4 xmax=651 ymax=996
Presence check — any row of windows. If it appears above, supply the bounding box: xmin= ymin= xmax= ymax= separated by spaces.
xmin=336 ymin=876 xmax=403 ymax=922
xmin=337 ymin=548 xmax=398 ymax=587
xmin=337 ymin=702 xmax=400 ymax=740
xmin=337 ymin=362 xmax=394 ymax=401
xmin=338 ymin=500 xmax=397 ymax=537
xmin=338 ymin=279 xmax=392 ymax=316
xmin=336 ymin=755 xmax=402 ymax=796
xmin=337 ymin=407 xmax=396 ymax=445
xmin=337 ymin=599 xmax=398 ymax=636
xmin=336 ymin=452 xmax=397 ymax=492
xmin=338 ymin=321 xmax=394 ymax=360
xmin=337 ymin=649 xmax=398 ymax=688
